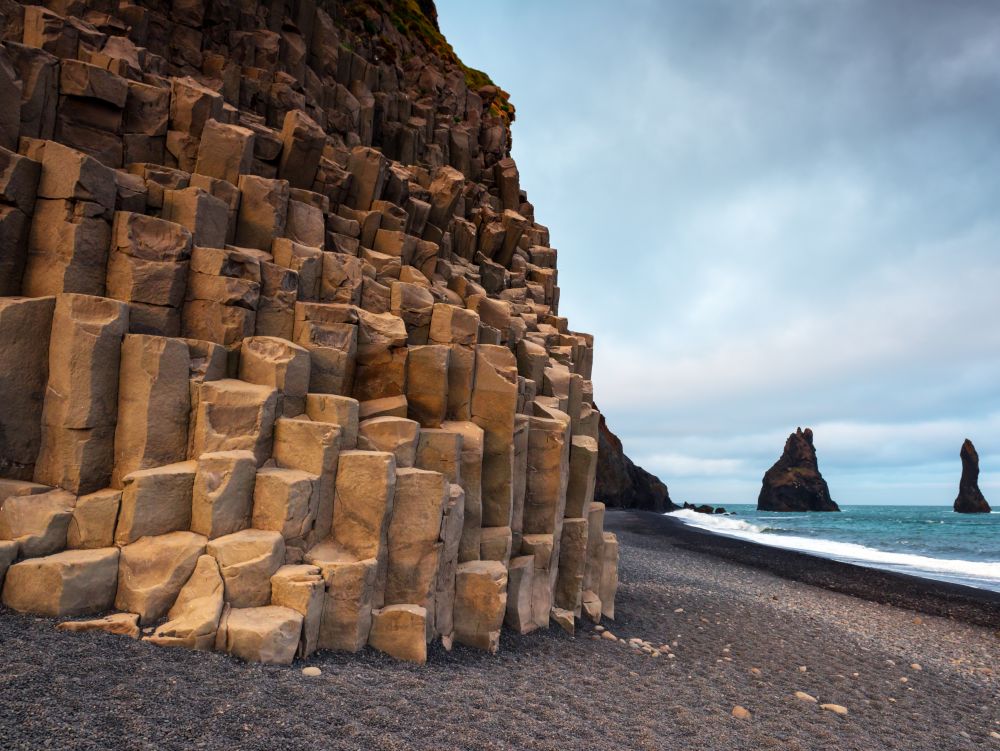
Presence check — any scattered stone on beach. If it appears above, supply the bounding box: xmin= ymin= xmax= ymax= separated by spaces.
xmin=899 ymin=677 xmax=908 ymax=683
xmin=674 ymin=607 xmax=684 ymax=613
xmin=910 ymin=663 xmax=922 ymax=671
xmin=757 ymin=428 xmax=839 ymax=512
xmin=56 ymin=612 xmax=140 ymax=639
xmin=953 ymin=439 xmax=992 ymax=514
xmin=551 ymin=608 xmax=575 ymax=635
xmin=794 ymin=691 xmax=818 ymax=703
xmin=601 ymin=630 xmax=617 ymax=641
xmin=798 ymin=665 xmax=807 ymax=672
xmin=820 ymin=703 xmax=848 ymax=716
xmin=301 ymin=666 xmax=321 ymax=677
xmin=750 ymin=667 xmax=762 ymax=676
xmin=731 ymin=705 xmax=751 ymax=720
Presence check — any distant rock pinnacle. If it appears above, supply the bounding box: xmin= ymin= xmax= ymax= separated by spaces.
xmin=757 ymin=428 xmax=840 ymax=512
xmin=954 ymin=439 xmax=991 ymax=514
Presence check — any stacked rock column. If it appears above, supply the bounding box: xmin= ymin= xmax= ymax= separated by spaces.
xmin=0 ymin=0 xmax=618 ymax=665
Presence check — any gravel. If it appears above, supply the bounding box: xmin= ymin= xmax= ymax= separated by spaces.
xmin=0 ymin=509 xmax=997 ymax=750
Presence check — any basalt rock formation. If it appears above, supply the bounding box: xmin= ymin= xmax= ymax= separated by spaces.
xmin=757 ymin=427 xmax=839 ymax=512
xmin=595 ymin=409 xmax=675 ymax=512
xmin=954 ymin=439 xmax=991 ymax=514
xmin=0 ymin=0 xmax=620 ymax=664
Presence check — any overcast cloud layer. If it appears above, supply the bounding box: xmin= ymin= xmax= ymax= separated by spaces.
xmin=437 ymin=0 xmax=1000 ymax=505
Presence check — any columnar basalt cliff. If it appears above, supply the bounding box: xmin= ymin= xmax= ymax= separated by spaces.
xmin=758 ymin=427 xmax=839 ymax=512
xmin=954 ymin=439 xmax=991 ymax=514
xmin=0 ymin=0 xmax=622 ymax=664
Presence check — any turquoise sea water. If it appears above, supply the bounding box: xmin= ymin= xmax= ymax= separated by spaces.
xmin=666 ymin=504 xmax=1000 ymax=593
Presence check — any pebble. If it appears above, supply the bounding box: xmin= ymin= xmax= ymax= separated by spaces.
xmin=601 ymin=631 xmax=617 ymax=641
xmin=302 ymin=667 xmax=321 ymax=677
xmin=731 ymin=706 xmax=751 ymax=720
xmin=899 ymin=677 xmax=908 ymax=684
xmin=749 ymin=667 xmax=762 ymax=676
xmin=594 ymin=625 xmax=605 ymax=633
xmin=913 ymin=617 xmax=923 ymax=625
xmin=910 ymin=663 xmax=922 ymax=671
xmin=820 ymin=704 xmax=848 ymax=716
xmin=674 ymin=608 xmax=684 ymax=613
xmin=798 ymin=666 xmax=807 ymax=672
xmin=794 ymin=691 xmax=817 ymax=703
xmin=989 ymin=730 xmax=1000 ymax=739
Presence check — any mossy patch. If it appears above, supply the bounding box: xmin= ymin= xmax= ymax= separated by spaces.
xmin=382 ymin=0 xmax=515 ymax=123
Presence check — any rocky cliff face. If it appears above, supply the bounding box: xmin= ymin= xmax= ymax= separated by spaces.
xmin=0 ymin=0 xmax=620 ymax=664
xmin=757 ymin=427 xmax=839 ymax=512
xmin=595 ymin=409 xmax=674 ymax=512
xmin=954 ymin=439 xmax=991 ymax=514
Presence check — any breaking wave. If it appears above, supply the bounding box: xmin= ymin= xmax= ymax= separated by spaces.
xmin=666 ymin=509 xmax=1000 ymax=592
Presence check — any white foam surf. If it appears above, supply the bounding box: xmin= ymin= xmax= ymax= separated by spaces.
xmin=666 ymin=509 xmax=1000 ymax=592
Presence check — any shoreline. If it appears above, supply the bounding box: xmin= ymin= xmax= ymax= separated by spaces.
xmin=606 ymin=509 xmax=1000 ymax=630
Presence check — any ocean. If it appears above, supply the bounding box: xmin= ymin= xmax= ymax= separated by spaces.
xmin=666 ymin=504 xmax=1000 ymax=593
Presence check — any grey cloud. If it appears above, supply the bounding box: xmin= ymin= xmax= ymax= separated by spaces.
xmin=437 ymin=0 xmax=1000 ymax=503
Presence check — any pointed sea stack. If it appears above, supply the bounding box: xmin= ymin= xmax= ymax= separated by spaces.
xmin=954 ymin=439 xmax=991 ymax=514
xmin=757 ymin=428 xmax=839 ymax=512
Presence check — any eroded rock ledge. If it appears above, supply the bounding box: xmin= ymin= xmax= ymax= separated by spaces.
xmin=0 ymin=0 xmax=620 ymax=664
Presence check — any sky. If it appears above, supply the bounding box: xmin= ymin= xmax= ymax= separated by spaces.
xmin=436 ymin=0 xmax=1000 ymax=505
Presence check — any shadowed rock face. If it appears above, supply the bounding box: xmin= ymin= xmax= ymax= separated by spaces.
xmin=954 ymin=439 xmax=991 ymax=514
xmin=757 ymin=428 xmax=839 ymax=512
xmin=595 ymin=410 xmax=675 ymax=512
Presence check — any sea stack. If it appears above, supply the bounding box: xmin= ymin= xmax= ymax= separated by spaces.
xmin=757 ymin=428 xmax=839 ymax=512
xmin=953 ymin=439 xmax=991 ymax=514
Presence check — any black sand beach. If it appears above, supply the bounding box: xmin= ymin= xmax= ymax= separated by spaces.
xmin=619 ymin=510 xmax=1000 ymax=629
xmin=1 ymin=509 xmax=997 ymax=750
